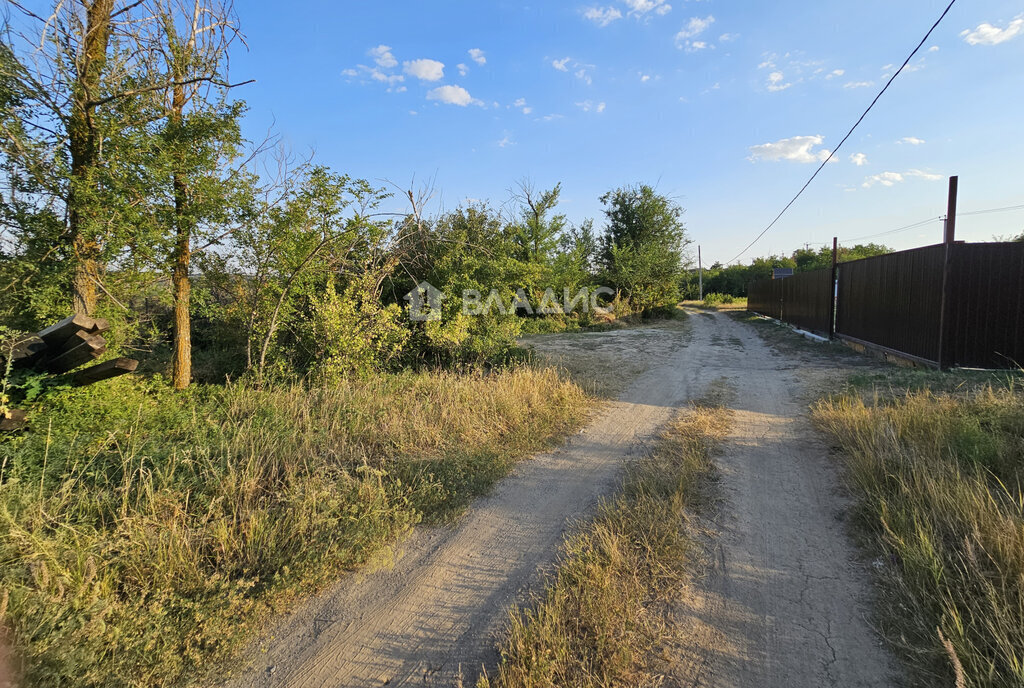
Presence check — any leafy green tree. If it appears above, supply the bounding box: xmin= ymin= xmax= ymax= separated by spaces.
xmin=396 ymin=204 xmax=537 ymax=363
xmin=598 ymin=184 xmax=689 ymax=311
xmin=153 ymin=1 xmax=246 ymax=389
xmin=550 ymin=219 xmax=598 ymax=298
xmin=230 ymin=164 xmax=392 ymax=381
xmin=508 ymin=180 xmax=565 ymax=266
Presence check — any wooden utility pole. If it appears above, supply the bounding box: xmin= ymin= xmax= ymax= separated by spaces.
xmin=937 ymin=175 xmax=958 ymax=370
xmin=828 ymin=236 xmax=838 ymax=339
xmin=944 ymin=175 xmax=958 ymax=243
xmin=698 ymin=245 xmax=703 ymax=301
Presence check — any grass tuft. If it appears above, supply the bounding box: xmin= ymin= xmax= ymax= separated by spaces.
xmin=0 ymin=367 xmax=589 ymax=687
xmin=482 ymin=385 xmax=733 ymax=688
xmin=814 ymin=384 xmax=1024 ymax=687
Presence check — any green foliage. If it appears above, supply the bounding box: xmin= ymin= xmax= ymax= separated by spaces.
xmin=702 ymin=292 xmax=734 ymax=306
xmin=0 ymin=368 xmax=589 ymax=687
xmin=305 ymin=277 xmax=408 ymax=380
xmin=686 ymin=243 xmax=892 ymax=298
xmin=508 ymin=181 xmax=566 ymax=266
xmin=598 ymin=184 xmax=689 ymax=312
xmin=815 ymin=386 xmax=1024 ymax=687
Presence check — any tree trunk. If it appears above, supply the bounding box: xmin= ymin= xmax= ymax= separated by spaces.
xmin=68 ymin=0 xmax=115 ymax=315
xmin=170 ymin=80 xmax=192 ymax=389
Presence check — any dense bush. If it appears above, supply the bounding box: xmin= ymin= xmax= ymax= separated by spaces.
xmin=702 ymin=292 xmax=734 ymax=306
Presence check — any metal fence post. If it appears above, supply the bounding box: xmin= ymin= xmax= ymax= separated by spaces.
xmin=828 ymin=237 xmax=838 ymax=339
xmin=937 ymin=175 xmax=958 ymax=370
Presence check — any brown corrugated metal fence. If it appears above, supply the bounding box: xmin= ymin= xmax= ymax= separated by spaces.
xmin=946 ymin=242 xmax=1024 ymax=368
xmin=745 ymin=241 xmax=1024 ymax=369
xmin=747 ymin=268 xmax=832 ymax=336
xmin=835 ymin=244 xmax=945 ymax=364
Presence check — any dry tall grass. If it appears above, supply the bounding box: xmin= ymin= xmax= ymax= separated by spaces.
xmin=814 ymin=385 xmax=1024 ymax=688
xmin=483 ymin=394 xmax=732 ymax=688
xmin=0 ymin=367 xmax=589 ymax=687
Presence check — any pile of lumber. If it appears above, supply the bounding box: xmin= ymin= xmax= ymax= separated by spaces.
xmin=2 ymin=314 xmax=138 ymax=431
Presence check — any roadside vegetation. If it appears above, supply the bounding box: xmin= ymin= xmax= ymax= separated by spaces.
xmin=482 ymin=386 xmax=733 ymax=688
xmin=816 ymin=374 xmax=1024 ymax=687
xmin=0 ymin=368 xmax=588 ymax=687
xmin=679 ymin=242 xmax=891 ymax=299
xmin=0 ymin=3 xmax=693 ymax=686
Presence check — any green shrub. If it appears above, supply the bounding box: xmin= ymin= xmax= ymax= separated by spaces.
xmin=702 ymin=292 xmax=734 ymax=306
xmin=0 ymin=367 xmax=589 ymax=687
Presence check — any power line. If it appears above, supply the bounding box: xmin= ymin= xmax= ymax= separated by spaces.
xmin=842 ymin=216 xmax=942 ymax=243
xmin=838 ymin=202 xmax=1024 ymax=245
xmin=959 ymin=203 xmax=1024 ymax=217
xmin=725 ymin=0 xmax=958 ymax=265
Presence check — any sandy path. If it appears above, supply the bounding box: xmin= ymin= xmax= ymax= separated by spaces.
xmin=665 ymin=311 xmax=894 ymax=687
xmin=225 ymin=322 xmax=700 ymax=688
xmin=225 ymin=311 xmax=894 ymax=687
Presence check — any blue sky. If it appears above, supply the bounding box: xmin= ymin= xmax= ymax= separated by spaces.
xmin=229 ymin=0 xmax=1024 ymax=265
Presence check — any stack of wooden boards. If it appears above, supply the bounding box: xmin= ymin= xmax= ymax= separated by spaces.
xmin=1 ymin=314 xmax=138 ymax=431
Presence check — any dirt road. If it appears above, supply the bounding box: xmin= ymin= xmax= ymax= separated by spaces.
xmin=226 ymin=311 xmax=894 ymax=687
xmin=664 ymin=311 xmax=894 ymax=687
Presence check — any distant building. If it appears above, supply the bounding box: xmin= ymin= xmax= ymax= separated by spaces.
xmin=772 ymin=268 xmax=794 ymax=280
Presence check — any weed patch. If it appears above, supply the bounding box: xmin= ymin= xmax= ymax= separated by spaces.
xmin=0 ymin=368 xmax=589 ymax=687
xmin=814 ymin=384 xmax=1024 ymax=687
xmin=482 ymin=386 xmax=732 ymax=688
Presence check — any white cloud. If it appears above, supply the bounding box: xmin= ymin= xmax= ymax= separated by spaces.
xmin=575 ymin=68 xmax=593 ymax=85
xmin=368 ymin=45 xmax=397 ymax=69
xmin=426 ymin=85 xmax=481 ymax=106
xmin=552 ymin=57 xmax=571 ymax=71
xmin=512 ymin=97 xmax=532 ymax=115
xmin=686 ymin=41 xmax=709 ymax=52
xmin=497 ymin=134 xmax=515 ymax=148
xmin=365 ymin=67 xmax=404 ymax=85
xmin=961 ymin=16 xmax=1024 ymax=45
xmin=850 ymin=152 xmax=869 ymax=166
xmin=468 ymin=48 xmax=487 ymax=65
xmin=899 ymin=136 xmax=926 ymax=145
xmin=623 ymin=0 xmax=672 ymax=17
xmin=862 ymin=169 xmax=943 ymax=188
xmin=597 ymin=102 xmax=606 ymax=113
xmin=748 ymin=135 xmax=832 ymax=164
xmin=928 ymin=45 xmax=940 ymax=52
xmin=843 ymin=80 xmax=874 ymax=89
xmin=576 ymin=100 xmax=606 ymax=113
xmin=457 ymin=63 xmax=469 ymax=76
xmin=675 ymin=15 xmax=715 ymax=42
xmin=640 ymin=73 xmax=651 ymax=82
xmin=719 ymin=32 xmax=738 ymax=42
xmin=404 ymin=59 xmax=445 ymax=81
xmin=341 ymin=68 xmax=359 ymax=77
xmin=863 ymin=172 xmax=903 ymax=187
xmin=825 ymin=69 xmax=845 ymax=79
xmin=583 ymin=6 xmax=623 ymax=26
xmin=766 ymin=71 xmax=791 ymax=91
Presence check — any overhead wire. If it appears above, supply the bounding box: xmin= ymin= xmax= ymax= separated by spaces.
xmin=839 ymin=203 xmax=1024 ymax=245
xmin=724 ymin=0 xmax=959 ymax=265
